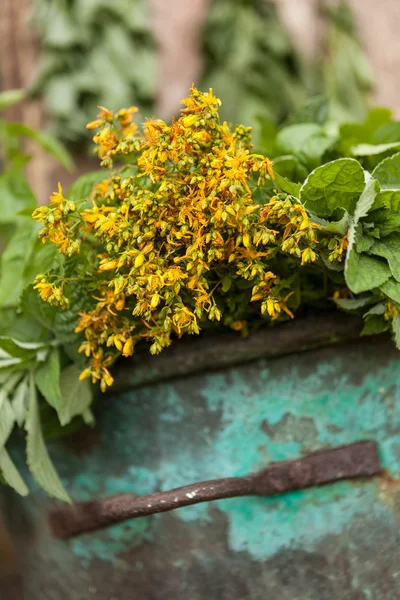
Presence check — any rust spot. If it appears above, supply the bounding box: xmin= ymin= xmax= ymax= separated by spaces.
xmin=378 ymin=470 xmax=400 ymax=506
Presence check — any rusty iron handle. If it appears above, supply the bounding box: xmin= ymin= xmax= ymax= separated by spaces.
xmin=49 ymin=440 xmax=381 ymax=539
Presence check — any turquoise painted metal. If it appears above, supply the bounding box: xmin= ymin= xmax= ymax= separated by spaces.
xmin=2 ymin=318 xmax=400 ymax=598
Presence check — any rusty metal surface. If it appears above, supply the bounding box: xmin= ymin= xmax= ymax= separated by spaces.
xmin=2 ymin=333 xmax=400 ymax=599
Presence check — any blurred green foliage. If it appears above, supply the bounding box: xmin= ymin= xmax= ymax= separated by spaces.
xmin=28 ymin=0 xmax=372 ymax=146
xmin=30 ymin=0 xmax=156 ymax=145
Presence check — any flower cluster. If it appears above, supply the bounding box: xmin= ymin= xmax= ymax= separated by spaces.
xmin=33 ymin=87 xmax=341 ymax=391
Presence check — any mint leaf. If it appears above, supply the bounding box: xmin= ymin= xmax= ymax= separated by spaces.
xmin=300 ymin=158 xmax=365 ymax=217
xmin=380 ymin=278 xmax=400 ymax=304
xmin=372 ymin=152 xmax=400 ymax=189
xmin=369 ymin=234 xmax=400 ymax=281
xmin=373 ymin=190 xmax=400 ymax=211
xmin=365 ymin=209 xmax=400 ymax=237
xmin=34 ymin=348 xmax=61 ymax=410
xmin=26 ymin=374 xmax=70 ymax=502
xmin=345 ymin=250 xmax=390 ymax=293
xmin=353 ymin=172 xmax=378 ymax=222
xmin=361 ymin=315 xmax=390 ymax=336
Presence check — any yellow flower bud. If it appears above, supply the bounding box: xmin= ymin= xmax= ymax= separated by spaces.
xmin=135 ymin=254 xmax=145 ymax=268
xmin=150 ymin=294 xmax=160 ymax=309
xmin=122 ymin=338 xmax=134 ymax=357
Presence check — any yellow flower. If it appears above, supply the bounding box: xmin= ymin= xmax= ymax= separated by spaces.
xmin=49 ymin=183 xmax=64 ymax=205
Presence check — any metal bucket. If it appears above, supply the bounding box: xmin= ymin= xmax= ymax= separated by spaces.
xmin=2 ymin=314 xmax=400 ymax=599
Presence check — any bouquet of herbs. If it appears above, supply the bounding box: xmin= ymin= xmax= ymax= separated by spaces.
xmin=3 ymin=86 xmax=400 ymax=501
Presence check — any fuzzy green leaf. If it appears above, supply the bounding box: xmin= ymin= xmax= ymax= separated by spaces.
xmin=26 ymin=374 xmax=70 ymax=502
xmin=345 ymin=250 xmax=390 ymax=293
xmin=361 ymin=315 xmax=390 ymax=336
xmin=372 ymin=152 xmax=400 ymax=189
xmin=300 ymin=158 xmax=365 ymax=217
xmin=369 ymin=234 xmax=400 ymax=281
xmin=366 ymin=209 xmax=400 ymax=237
xmin=373 ymin=189 xmax=400 ymax=212
xmin=380 ymin=278 xmax=400 ymax=304
xmin=353 ymin=172 xmax=378 ymax=222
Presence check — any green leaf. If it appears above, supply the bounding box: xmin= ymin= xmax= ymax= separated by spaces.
xmin=380 ymin=278 xmax=400 ymax=304
xmin=58 ymin=364 xmax=93 ymax=426
xmin=392 ymin=314 xmax=400 ymax=349
xmin=311 ymin=210 xmax=350 ymax=236
xmin=351 ymin=142 xmax=400 ymax=157
xmin=369 ymin=234 xmax=400 ymax=281
xmin=365 ymin=209 xmax=400 ymax=237
xmin=373 ymin=190 xmax=400 ymax=211
xmin=272 ymin=155 xmax=308 ymax=182
xmin=277 ymin=124 xmax=334 ymax=170
xmin=272 ymin=172 xmax=301 ymax=196
xmin=353 ymin=172 xmax=378 ymax=222
xmin=334 ymin=297 xmax=372 ymax=310
xmin=288 ymin=96 xmax=329 ymax=126
xmin=26 ymin=373 xmax=70 ymax=502
xmin=345 ymin=250 xmax=390 ymax=293
xmin=355 ymin=229 xmax=374 ymax=253
xmin=300 ymin=158 xmax=365 ymax=217
xmin=0 ymin=394 xmax=16 ymax=450
xmin=341 ymin=172 xmax=378 ymax=293
xmin=34 ymin=348 xmax=61 ymax=410
xmin=0 ymin=89 xmax=25 ymax=111
xmin=372 ymin=152 xmax=400 ymax=189
xmin=0 ymin=221 xmax=38 ymax=308
xmin=6 ymin=123 xmax=73 ymax=171
xmin=12 ymin=376 xmax=29 ymax=427
xmin=66 ymin=170 xmax=106 ymax=202
xmin=361 ymin=315 xmax=390 ymax=336
xmin=0 ymin=450 xmax=29 ymax=496
xmin=0 ymin=337 xmax=46 ymax=359
xmin=0 ymin=169 xmax=37 ymax=225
